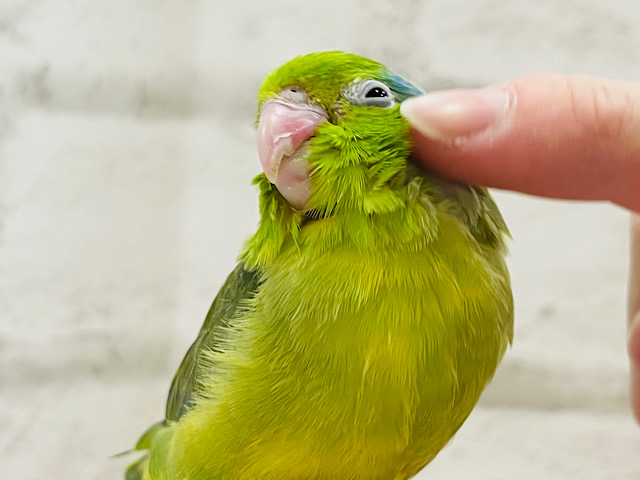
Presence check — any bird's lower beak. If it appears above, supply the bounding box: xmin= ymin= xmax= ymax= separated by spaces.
xmin=257 ymin=99 xmax=328 ymax=210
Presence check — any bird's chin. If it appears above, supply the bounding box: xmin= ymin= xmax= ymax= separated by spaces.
xmin=272 ymin=143 xmax=312 ymax=211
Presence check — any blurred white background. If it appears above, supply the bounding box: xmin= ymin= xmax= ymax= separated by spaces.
xmin=0 ymin=1 xmax=639 ymax=479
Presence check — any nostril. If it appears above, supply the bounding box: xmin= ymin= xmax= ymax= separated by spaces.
xmin=281 ymin=86 xmax=309 ymax=104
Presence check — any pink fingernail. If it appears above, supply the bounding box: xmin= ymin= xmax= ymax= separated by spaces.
xmin=400 ymin=86 xmax=515 ymax=141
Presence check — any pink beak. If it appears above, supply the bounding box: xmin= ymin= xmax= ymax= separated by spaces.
xmin=257 ymin=100 xmax=328 ymax=210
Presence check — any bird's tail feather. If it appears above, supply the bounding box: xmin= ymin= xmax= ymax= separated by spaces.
xmin=125 ymin=454 xmax=149 ymax=480
xmin=119 ymin=420 xmax=168 ymax=479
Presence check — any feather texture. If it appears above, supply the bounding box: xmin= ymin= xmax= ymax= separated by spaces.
xmin=126 ymin=52 xmax=513 ymax=480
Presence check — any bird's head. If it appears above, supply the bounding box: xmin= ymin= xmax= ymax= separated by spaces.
xmin=256 ymin=51 xmax=423 ymax=216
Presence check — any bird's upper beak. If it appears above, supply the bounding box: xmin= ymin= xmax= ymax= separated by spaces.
xmin=257 ymin=95 xmax=328 ymax=210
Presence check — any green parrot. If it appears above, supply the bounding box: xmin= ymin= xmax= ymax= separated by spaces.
xmin=125 ymin=51 xmax=513 ymax=480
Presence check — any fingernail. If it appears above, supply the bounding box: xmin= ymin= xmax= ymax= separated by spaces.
xmin=400 ymin=86 xmax=515 ymax=141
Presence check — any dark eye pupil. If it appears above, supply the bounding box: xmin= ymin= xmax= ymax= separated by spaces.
xmin=365 ymin=87 xmax=388 ymax=98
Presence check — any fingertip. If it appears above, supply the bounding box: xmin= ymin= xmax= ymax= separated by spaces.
xmin=400 ymin=96 xmax=445 ymax=141
xmin=406 ymin=75 xmax=640 ymax=207
xmin=401 ymin=88 xmax=514 ymax=142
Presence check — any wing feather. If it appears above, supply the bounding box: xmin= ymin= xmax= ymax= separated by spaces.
xmin=166 ymin=263 xmax=260 ymax=421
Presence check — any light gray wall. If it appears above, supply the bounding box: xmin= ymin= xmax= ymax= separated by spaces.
xmin=1 ymin=1 xmax=639 ymax=479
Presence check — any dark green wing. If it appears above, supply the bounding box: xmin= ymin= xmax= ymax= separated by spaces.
xmin=435 ymin=180 xmax=509 ymax=250
xmin=408 ymin=162 xmax=509 ymax=251
xmin=125 ymin=264 xmax=260 ymax=479
xmin=165 ymin=263 xmax=261 ymax=421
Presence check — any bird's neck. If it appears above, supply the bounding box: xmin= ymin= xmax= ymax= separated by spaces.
xmin=240 ymin=169 xmax=438 ymax=270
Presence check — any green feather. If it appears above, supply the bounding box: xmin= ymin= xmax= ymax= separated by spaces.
xmin=166 ymin=265 xmax=261 ymax=421
xmin=125 ymin=265 xmax=260 ymax=478
xmin=126 ymin=51 xmax=513 ymax=480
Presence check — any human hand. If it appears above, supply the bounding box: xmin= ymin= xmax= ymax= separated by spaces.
xmin=400 ymin=74 xmax=640 ymax=422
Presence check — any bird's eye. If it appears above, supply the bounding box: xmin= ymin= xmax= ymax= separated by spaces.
xmin=365 ymin=87 xmax=388 ymax=98
xmin=345 ymin=80 xmax=395 ymax=108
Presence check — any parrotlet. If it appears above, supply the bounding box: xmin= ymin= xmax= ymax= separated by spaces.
xmin=125 ymin=51 xmax=513 ymax=480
